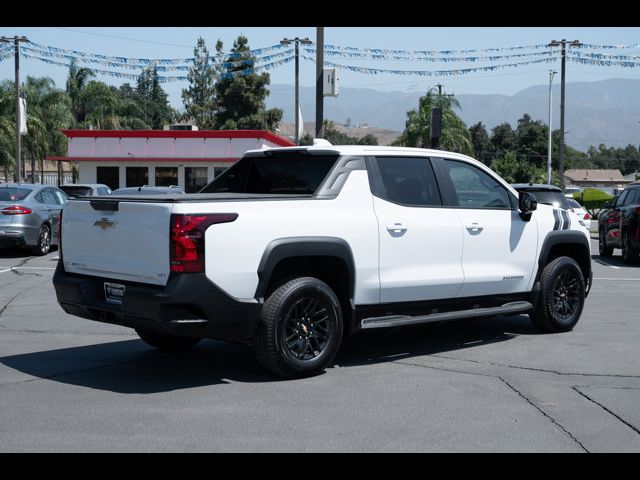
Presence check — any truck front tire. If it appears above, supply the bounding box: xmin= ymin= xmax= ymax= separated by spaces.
xmin=529 ymin=256 xmax=585 ymax=333
xmin=253 ymin=277 xmax=343 ymax=378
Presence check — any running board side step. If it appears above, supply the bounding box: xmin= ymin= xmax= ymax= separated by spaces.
xmin=360 ymin=301 xmax=533 ymax=330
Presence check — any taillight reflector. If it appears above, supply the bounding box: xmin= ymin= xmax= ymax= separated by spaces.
xmin=1 ymin=205 xmax=32 ymax=215
xmin=170 ymin=213 xmax=238 ymax=273
xmin=583 ymin=213 xmax=591 ymax=220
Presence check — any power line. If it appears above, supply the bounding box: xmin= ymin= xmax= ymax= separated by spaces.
xmin=53 ymin=27 xmax=195 ymax=49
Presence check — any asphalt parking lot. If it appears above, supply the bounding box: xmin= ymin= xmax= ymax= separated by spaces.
xmin=1 ymin=238 xmax=639 ymax=452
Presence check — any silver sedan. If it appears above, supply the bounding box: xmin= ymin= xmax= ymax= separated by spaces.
xmin=0 ymin=183 xmax=68 ymax=255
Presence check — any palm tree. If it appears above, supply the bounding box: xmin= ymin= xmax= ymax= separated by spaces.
xmin=393 ymin=88 xmax=474 ymax=156
xmin=66 ymin=59 xmax=95 ymax=127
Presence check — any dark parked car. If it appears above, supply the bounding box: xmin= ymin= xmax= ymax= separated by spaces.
xmin=111 ymin=185 xmax=185 ymax=195
xmin=0 ymin=183 xmax=68 ymax=255
xmin=598 ymin=182 xmax=640 ymax=263
xmin=511 ymin=183 xmax=570 ymax=209
xmin=59 ymin=183 xmax=111 ymax=198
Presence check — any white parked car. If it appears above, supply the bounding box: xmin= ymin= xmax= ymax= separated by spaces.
xmin=53 ymin=142 xmax=592 ymax=378
xmin=567 ymin=198 xmax=592 ymax=231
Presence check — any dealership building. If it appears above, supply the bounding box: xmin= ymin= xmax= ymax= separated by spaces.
xmin=49 ymin=129 xmax=295 ymax=192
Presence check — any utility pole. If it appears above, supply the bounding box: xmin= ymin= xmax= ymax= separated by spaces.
xmin=1 ymin=35 xmax=29 ymax=183
xmin=431 ymin=84 xmax=453 ymax=149
xmin=315 ymin=27 xmax=324 ymax=139
xmin=281 ymin=36 xmax=312 ymax=145
xmin=547 ymin=69 xmax=557 ymax=184
xmin=548 ymin=39 xmax=582 ymax=190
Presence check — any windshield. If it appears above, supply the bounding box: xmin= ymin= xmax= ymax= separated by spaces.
xmin=59 ymin=186 xmax=93 ymax=198
xmin=528 ymin=190 xmax=569 ymax=209
xmin=200 ymin=154 xmax=339 ymax=195
xmin=0 ymin=188 xmax=31 ymax=202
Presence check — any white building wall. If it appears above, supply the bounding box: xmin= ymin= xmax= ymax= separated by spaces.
xmin=78 ymin=161 xmax=232 ymax=190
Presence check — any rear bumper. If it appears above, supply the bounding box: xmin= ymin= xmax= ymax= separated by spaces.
xmin=53 ymin=261 xmax=261 ymax=341
xmin=0 ymin=232 xmax=27 ymax=248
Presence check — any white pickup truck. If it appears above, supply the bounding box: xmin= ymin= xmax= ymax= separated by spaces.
xmin=53 ymin=142 xmax=592 ymax=378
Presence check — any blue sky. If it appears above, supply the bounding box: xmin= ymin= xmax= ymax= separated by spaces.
xmin=1 ymin=27 xmax=639 ymax=115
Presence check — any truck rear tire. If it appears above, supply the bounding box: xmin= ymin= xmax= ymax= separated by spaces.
xmin=253 ymin=277 xmax=343 ymax=378
xmin=135 ymin=328 xmax=201 ymax=351
xmin=529 ymin=256 xmax=585 ymax=333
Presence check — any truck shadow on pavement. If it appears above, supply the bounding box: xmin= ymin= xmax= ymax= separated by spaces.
xmin=1 ymin=315 xmax=537 ymax=393
xmin=0 ymin=246 xmax=58 ymax=259
xmin=592 ymin=253 xmax=638 ymax=268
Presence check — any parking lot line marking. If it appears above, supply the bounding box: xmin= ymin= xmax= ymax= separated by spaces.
xmin=11 ymin=267 xmax=56 ymax=270
xmin=0 ymin=268 xmax=11 ymax=274
xmin=594 ymin=277 xmax=640 ymax=281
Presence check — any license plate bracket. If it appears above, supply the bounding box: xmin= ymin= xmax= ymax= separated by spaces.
xmin=104 ymin=282 xmax=125 ymax=304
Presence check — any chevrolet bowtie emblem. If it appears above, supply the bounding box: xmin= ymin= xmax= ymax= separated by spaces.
xmin=94 ymin=218 xmax=116 ymax=230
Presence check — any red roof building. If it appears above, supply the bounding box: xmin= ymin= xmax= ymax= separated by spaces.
xmin=50 ymin=129 xmax=294 ymax=192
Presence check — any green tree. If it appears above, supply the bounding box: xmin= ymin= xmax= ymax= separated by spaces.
xmin=490 ymin=151 xmax=536 ymax=183
xmin=66 ymin=60 xmax=95 ymax=127
xmin=490 ymin=122 xmax=517 ymax=158
xmin=468 ymin=121 xmax=491 ymax=165
xmin=214 ymin=35 xmax=283 ymax=131
xmin=0 ymin=82 xmax=16 ymax=179
xmin=181 ymin=37 xmax=218 ymax=129
xmin=81 ymin=81 xmax=119 ymax=129
xmin=515 ymin=113 xmax=549 ymax=167
xmin=136 ymin=66 xmax=174 ymax=129
xmin=392 ymin=88 xmax=473 ymax=156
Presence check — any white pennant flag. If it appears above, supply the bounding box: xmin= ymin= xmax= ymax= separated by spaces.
xmin=18 ymin=97 xmax=27 ymax=136
xmin=297 ymin=105 xmax=304 ymax=139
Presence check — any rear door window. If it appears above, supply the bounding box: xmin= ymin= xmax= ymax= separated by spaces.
xmin=201 ymin=155 xmax=338 ymax=195
xmin=370 ymin=156 xmax=442 ymax=206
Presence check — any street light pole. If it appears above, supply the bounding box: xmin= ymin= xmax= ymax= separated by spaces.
xmin=281 ymin=36 xmax=312 ymax=145
xmin=315 ymin=27 xmax=324 ymax=139
xmin=547 ymin=69 xmax=557 ymax=184
xmin=1 ymin=35 xmax=29 ymax=183
xmin=548 ymin=39 xmax=582 ymax=190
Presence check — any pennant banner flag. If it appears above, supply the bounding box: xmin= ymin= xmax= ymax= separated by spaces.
xmin=302 ymin=55 xmax=558 ymax=76
xmin=322 ymin=43 xmax=550 ymax=56
xmin=21 ymin=45 xmax=295 ymax=71
xmin=567 ymin=55 xmax=640 ymax=68
xmin=26 ymin=41 xmax=289 ymax=65
xmin=19 ymin=51 xmax=296 ymax=82
xmin=579 ymin=43 xmax=640 ymax=50
xmin=304 ymin=47 xmax=558 ymax=62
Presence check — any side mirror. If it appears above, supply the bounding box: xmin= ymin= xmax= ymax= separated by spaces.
xmin=602 ymin=201 xmax=613 ymax=209
xmin=518 ymin=191 xmax=537 ymax=220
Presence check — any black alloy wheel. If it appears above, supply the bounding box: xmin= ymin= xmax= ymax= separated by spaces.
xmin=254 ymin=277 xmax=343 ymax=378
xmin=551 ymin=270 xmax=581 ymax=322
xmin=283 ymin=296 xmax=331 ymax=361
xmin=529 ymin=256 xmax=585 ymax=333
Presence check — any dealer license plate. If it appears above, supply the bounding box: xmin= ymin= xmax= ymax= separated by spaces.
xmin=104 ymin=282 xmax=125 ymax=304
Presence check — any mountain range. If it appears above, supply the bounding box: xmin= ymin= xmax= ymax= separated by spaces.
xmin=266 ymin=78 xmax=640 ymax=151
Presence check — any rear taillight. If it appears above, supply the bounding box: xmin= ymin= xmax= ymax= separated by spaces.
xmin=170 ymin=213 xmax=238 ymax=273
xmin=1 ymin=205 xmax=32 ymax=215
xmin=583 ymin=213 xmax=591 ymax=220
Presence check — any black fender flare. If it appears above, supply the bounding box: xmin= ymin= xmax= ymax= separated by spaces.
xmin=536 ymin=230 xmax=593 ymax=295
xmin=254 ymin=236 xmax=356 ymax=303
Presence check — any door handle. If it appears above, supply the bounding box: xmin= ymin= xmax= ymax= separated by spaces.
xmin=386 ymin=223 xmax=408 ymax=234
xmin=465 ymin=223 xmax=484 ymax=233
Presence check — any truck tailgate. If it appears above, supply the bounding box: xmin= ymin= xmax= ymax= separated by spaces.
xmin=62 ymin=199 xmax=174 ymax=286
